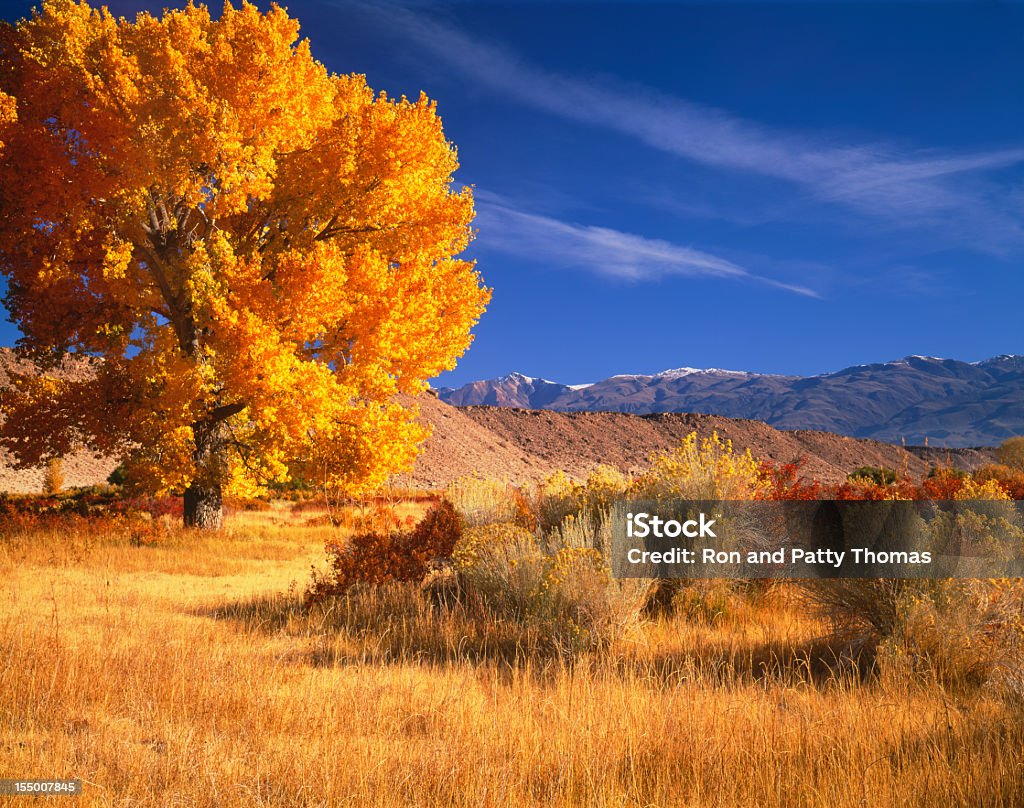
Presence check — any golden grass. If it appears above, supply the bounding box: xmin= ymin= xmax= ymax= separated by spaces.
xmin=2 ymin=506 xmax=1023 ymax=806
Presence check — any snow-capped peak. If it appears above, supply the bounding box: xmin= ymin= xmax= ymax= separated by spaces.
xmin=883 ymin=356 xmax=932 ymax=367
xmin=497 ymin=372 xmax=535 ymax=384
xmin=495 ymin=372 xmax=565 ymax=386
xmin=654 ymin=367 xmax=750 ymax=379
xmin=972 ymin=354 xmax=1023 ymax=365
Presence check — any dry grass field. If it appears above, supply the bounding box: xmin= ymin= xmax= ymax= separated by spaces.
xmin=2 ymin=502 xmax=1023 ymax=807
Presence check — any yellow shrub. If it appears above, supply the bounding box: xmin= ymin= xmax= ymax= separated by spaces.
xmin=955 ymin=478 xmax=1012 ymax=501
xmin=636 ymin=431 xmax=768 ymax=501
xmin=446 ymin=475 xmax=520 ymax=527
xmin=581 ymin=465 xmax=630 ymax=508
xmin=452 ymin=521 xmax=538 ymax=571
xmin=533 ymin=471 xmax=583 ymax=533
xmin=532 ymin=465 xmax=630 ymax=537
xmin=452 ymin=522 xmax=643 ymax=655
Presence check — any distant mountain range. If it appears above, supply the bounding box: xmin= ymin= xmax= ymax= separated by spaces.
xmin=437 ymin=355 xmax=1024 ymax=448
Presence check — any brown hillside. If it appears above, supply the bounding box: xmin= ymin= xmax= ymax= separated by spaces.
xmin=391 ymin=394 xmax=552 ymax=487
xmin=403 ymin=398 xmax=993 ymax=488
xmin=0 ymin=351 xmax=995 ymax=493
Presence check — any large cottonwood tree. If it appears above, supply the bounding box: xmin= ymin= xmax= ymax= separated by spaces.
xmin=0 ymin=0 xmax=489 ymax=527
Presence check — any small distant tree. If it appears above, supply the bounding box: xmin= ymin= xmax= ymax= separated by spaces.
xmin=848 ymin=466 xmax=897 ymax=486
xmin=0 ymin=1 xmax=489 ymax=529
xmin=995 ymin=437 xmax=1024 ymax=473
xmin=927 ymin=464 xmax=966 ymax=480
xmin=106 ymin=464 xmax=128 ymax=487
xmin=42 ymin=457 xmax=64 ymax=495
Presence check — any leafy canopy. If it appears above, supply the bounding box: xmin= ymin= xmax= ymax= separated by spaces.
xmin=0 ymin=0 xmax=489 ymax=496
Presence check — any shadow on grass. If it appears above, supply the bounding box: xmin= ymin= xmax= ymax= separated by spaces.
xmin=195 ymin=583 xmax=874 ymax=687
xmin=194 ymin=584 xmax=580 ymax=674
xmin=624 ymin=633 xmax=876 ymax=688
xmin=197 ymin=590 xmax=307 ymax=634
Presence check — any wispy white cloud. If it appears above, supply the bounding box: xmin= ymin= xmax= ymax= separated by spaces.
xmin=346 ymin=2 xmax=1024 ymax=252
xmin=473 ymin=193 xmax=820 ymax=297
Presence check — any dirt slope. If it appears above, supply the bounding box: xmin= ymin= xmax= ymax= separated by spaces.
xmin=391 ymin=394 xmax=551 ymax=487
xmin=404 ymin=398 xmax=993 ymax=488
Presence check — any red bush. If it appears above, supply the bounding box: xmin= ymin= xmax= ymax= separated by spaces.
xmin=757 ymin=460 xmax=822 ymax=500
xmin=754 ymin=458 xmax=992 ymax=502
xmin=306 ymin=500 xmax=464 ymax=603
xmin=0 ymin=491 xmax=183 ymax=521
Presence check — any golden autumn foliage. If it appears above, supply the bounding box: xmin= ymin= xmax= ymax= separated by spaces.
xmin=0 ymin=0 xmax=489 ymax=524
xmin=0 ymin=89 xmax=14 ymax=153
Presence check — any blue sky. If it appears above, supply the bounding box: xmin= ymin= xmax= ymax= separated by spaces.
xmin=1 ymin=0 xmax=1023 ymax=386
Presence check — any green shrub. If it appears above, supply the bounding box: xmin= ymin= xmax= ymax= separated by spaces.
xmin=107 ymin=463 xmax=128 ymax=487
xmin=454 ymin=522 xmax=546 ymax=620
xmin=927 ymin=464 xmax=966 ymax=480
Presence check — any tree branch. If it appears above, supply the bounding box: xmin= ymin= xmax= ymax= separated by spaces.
xmin=209 ymin=401 xmax=246 ymax=423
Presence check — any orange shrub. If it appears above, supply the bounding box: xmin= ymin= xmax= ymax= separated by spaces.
xmin=754 ymin=460 xmax=1005 ymax=502
xmin=757 ymin=460 xmax=822 ymax=500
xmin=223 ymin=497 xmax=272 ymax=514
xmin=511 ymin=487 xmax=538 ymax=532
xmin=307 ymin=501 xmax=463 ymax=602
xmin=973 ymin=464 xmax=1024 ymax=500
xmin=916 ymin=467 xmax=966 ymax=500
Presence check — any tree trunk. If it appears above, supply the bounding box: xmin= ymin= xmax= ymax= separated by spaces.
xmin=183 ymin=481 xmax=223 ymax=529
xmin=183 ymin=418 xmax=228 ymax=530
